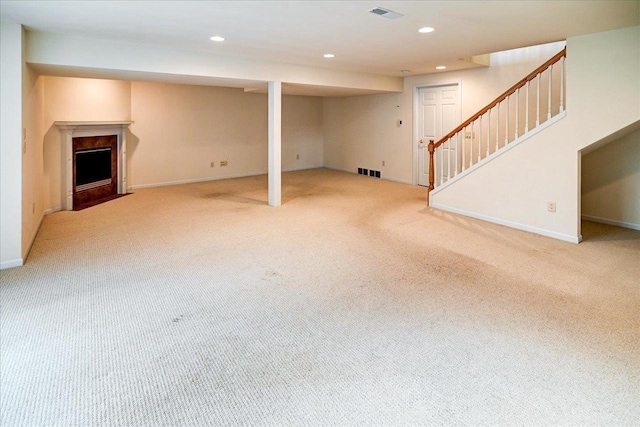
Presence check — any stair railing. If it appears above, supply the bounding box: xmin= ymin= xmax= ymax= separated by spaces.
xmin=428 ymin=48 xmax=566 ymax=198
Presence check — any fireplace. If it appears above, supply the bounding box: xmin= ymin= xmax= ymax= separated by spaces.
xmin=55 ymin=121 xmax=133 ymax=210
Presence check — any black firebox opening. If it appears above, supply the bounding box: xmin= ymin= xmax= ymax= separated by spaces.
xmin=76 ymin=147 xmax=112 ymax=187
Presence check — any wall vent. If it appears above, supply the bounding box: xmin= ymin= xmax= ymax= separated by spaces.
xmin=357 ymin=167 xmax=381 ymax=179
xmin=369 ymin=7 xmax=403 ymax=19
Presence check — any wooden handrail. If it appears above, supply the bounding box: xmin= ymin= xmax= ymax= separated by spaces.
xmin=432 ymin=48 xmax=566 ymax=150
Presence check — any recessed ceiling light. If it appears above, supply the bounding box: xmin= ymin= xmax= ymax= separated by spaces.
xmin=324 ymin=54 xmax=335 ymax=58
xmin=210 ymin=36 xmax=225 ymax=42
xmin=418 ymin=27 xmax=435 ymax=33
xmin=436 ymin=65 xmax=447 ymax=70
xmin=401 ymin=69 xmax=411 ymax=74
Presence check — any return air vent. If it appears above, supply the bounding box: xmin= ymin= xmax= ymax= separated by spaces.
xmin=369 ymin=7 xmax=403 ymax=19
xmin=358 ymin=167 xmax=381 ymax=179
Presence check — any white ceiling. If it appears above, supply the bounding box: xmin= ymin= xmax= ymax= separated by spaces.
xmin=2 ymin=1 xmax=639 ymax=93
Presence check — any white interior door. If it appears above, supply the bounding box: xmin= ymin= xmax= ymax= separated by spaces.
xmin=417 ymin=84 xmax=460 ymax=187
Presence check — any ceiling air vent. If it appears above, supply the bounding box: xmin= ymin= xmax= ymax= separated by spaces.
xmin=369 ymin=7 xmax=403 ymax=19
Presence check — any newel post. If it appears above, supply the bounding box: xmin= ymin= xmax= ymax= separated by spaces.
xmin=427 ymin=139 xmax=435 ymax=204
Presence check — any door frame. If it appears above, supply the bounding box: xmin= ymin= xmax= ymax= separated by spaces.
xmin=412 ymin=80 xmax=462 ymax=185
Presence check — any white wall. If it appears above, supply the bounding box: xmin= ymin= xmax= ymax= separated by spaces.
xmin=1 ymin=22 xmax=24 ymax=269
xmin=323 ymin=41 xmax=564 ymax=184
xmin=282 ymin=95 xmax=323 ymax=171
xmin=431 ymin=26 xmax=640 ymax=242
xmin=582 ymin=128 xmax=640 ymax=229
xmin=129 ymin=82 xmax=322 ymax=188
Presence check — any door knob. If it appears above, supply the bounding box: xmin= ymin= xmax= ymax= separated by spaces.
xmin=419 ymin=139 xmax=424 ymax=144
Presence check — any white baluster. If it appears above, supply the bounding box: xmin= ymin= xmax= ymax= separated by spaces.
xmin=536 ymin=73 xmax=541 ymax=126
xmin=496 ymin=102 xmax=500 ymax=151
xmin=448 ymin=138 xmax=452 ymax=180
xmin=469 ymin=122 xmax=474 ymax=166
xmin=525 ymin=81 xmax=530 ymax=133
xmin=455 ymin=134 xmax=459 ymax=176
xmin=440 ymin=138 xmax=444 ymax=185
xmin=478 ymin=116 xmax=482 ymax=163
xmin=560 ymin=56 xmax=565 ymax=112
xmin=505 ymin=95 xmax=510 ymax=145
xmin=548 ymin=64 xmax=553 ymax=120
xmin=515 ymin=89 xmax=519 ymax=139
xmin=486 ymin=110 xmax=490 ymax=157
xmin=462 ymin=128 xmax=466 ymax=171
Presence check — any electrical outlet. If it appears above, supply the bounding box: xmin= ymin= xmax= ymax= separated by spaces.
xmin=220 ymin=160 xmax=228 ymax=167
xmin=548 ymin=201 xmax=556 ymax=212
xmin=210 ymin=162 xmax=215 ymax=168
xmin=382 ymin=160 xmax=385 ymax=167
xmin=296 ymin=154 xmax=300 ymax=160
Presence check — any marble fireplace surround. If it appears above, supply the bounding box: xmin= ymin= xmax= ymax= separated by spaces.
xmin=54 ymin=121 xmax=134 ymax=211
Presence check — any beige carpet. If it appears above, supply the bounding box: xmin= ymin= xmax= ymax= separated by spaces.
xmin=1 ymin=168 xmax=638 ymax=426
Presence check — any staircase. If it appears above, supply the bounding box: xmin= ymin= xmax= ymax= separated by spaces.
xmin=427 ymin=48 xmax=567 ymax=203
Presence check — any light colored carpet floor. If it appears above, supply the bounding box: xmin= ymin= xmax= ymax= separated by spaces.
xmin=1 ymin=168 xmax=639 ymax=426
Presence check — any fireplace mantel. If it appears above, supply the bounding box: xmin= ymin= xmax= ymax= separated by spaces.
xmin=55 ymin=121 xmax=134 ymax=210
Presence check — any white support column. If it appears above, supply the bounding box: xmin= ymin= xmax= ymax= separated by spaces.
xmin=268 ymin=81 xmax=282 ymax=207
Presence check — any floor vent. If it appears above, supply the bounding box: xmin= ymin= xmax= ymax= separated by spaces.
xmin=358 ymin=168 xmax=381 ymax=179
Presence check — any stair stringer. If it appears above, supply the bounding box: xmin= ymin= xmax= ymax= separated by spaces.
xmin=431 ymin=111 xmax=567 ymax=198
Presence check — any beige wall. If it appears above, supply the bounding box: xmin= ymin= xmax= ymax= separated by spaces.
xmin=22 ymin=65 xmax=45 ymax=260
xmin=582 ymin=129 xmax=640 ymax=229
xmin=40 ymin=78 xmax=323 ymax=210
xmin=129 ymin=82 xmax=322 ymax=188
xmin=42 ymin=77 xmax=131 ymax=210
xmin=431 ymin=26 xmax=640 ymax=242
xmin=323 ymin=93 xmax=408 ymax=182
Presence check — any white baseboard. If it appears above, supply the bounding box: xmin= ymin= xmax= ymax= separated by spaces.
xmin=131 ymin=172 xmax=267 ymax=190
xmin=323 ymin=165 xmax=412 ymax=185
xmin=45 ymin=206 xmax=61 ymax=215
xmin=582 ymin=215 xmax=640 ymax=231
xmin=384 ymin=176 xmax=413 ymax=185
xmin=1 ymin=258 xmax=24 ymax=270
xmin=284 ymin=165 xmax=323 ymax=173
xmin=131 ymin=166 xmax=324 ymax=190
xmin=22 ymin=212 xmax=46 ymax=264
xmin=430 ymin=202 xmax=580 ymax=243
xmin=323 ymin=165 xmax=351 ymax=174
